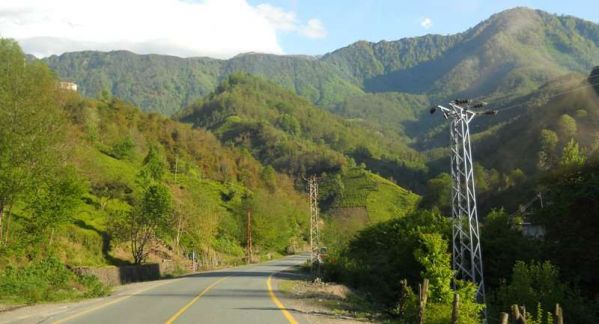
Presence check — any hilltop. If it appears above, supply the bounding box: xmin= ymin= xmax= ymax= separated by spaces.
xmin=44 ymin=7 xmax=599 ymax=118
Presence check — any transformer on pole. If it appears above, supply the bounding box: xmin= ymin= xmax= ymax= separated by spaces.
xmin=431 ymin=100 xmax=496 ymax=312
xmin=307 ymin=175 xmax=321 ymax=279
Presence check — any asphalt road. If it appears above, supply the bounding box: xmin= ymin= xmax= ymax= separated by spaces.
xmin=11 ymin=255 xmax=309 ymax=324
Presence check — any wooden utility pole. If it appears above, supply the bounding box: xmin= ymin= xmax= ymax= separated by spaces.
xmin=246 ymin=209 xmax=253 ymax=264
xmin=305 ymin=175 xmax=322 ymax=280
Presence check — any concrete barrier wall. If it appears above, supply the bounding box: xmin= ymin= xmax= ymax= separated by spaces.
xmin=73 ymin=261 xmax=176 ymax=286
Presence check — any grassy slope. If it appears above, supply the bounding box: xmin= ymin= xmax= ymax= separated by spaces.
xmin=4 ymin=94 xmax=311 ymax=270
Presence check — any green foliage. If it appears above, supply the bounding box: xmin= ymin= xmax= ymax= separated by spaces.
xmin=538 ymin=129 xmax=559 ymax=170
xmin=494 ymin=261 xmax=568 ymax=317
xmin=559 ymin=138 xmax=585 ymax=168
xmin=138 ymin=145 xmax=166 ymax=184
xmin=557 ymin=114 xmax=577 ymax=139
xmin=27 ymin=167 xmax=86 ymax=238
xmin=420 ymin=172 xmax=451 ymax=212
xmin=110 ymin=136 xmax=135 ymax=160
xmin=327 ymin=209 xmax=484 ymax=323
xmin=481 ymin=209 xmax=540 ymax=288
xmin=534 ymin=161 xmax=599 ymax=297
xmin=0 ymin=38 xmax=68 ymax=244
xmin=414 ymin=233 xmax=453 ymax=303
xmin=178 ymin=73 xmax=425 ymax=187
xmin=328 ymin=209 xmax=450 ymax=308
xmin=0 ymin=256 xmax=108 ymax=304
xmin=277 ymin=113 xmax=301 ymax=136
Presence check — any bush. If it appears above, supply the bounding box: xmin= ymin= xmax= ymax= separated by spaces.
xmin=0 ymin=257 xmax=108 ymax=304
xmin=492 ymin=260 xmax=598 ymax=323
xmin=110 ymin=136 xmax=135 ymax=160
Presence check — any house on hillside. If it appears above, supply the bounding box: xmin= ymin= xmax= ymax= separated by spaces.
xmin=59 ymin=81 xmax=78 ymax=92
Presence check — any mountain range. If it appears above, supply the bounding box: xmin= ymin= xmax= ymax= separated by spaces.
xmin=45 ymin=7 xmax=599 ymax=117
xmin=40 ymin=7 xmax=599 ymax=210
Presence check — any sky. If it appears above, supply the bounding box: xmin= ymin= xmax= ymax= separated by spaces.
xmin=0 ymin=0 xmax=598 ymax=59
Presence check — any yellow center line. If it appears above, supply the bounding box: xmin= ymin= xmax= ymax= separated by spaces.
xmin=52 ymin=279 xmax=175 ymax=324
xmin=164 ymin=276 xmax=228 ymax=324
xmin=267 ymin=273 xmax=299 ymax=324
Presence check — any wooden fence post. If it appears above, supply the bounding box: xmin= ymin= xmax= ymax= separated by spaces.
xmin=451 ymin=293 xmax=459 ymax=324
xmin=417 ymin=279 xmax=429 ymax=324
xmin=554 ymin=304 xmax=564 ymax=324
xmin=511 ymin=304 xmax=527 ymax=324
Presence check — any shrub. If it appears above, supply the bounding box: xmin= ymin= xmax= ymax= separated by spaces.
xmin=0 ymin=257 xmax=108 ymax=304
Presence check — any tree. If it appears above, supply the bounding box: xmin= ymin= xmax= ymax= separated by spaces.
xmin=538 ymin=129 xmax=559 ymax=170
xmin=138 ymin=145 xmax=166 ymax=186
xmin=559 ymin=139 xmax=585 ymax=168
xmin=111 ymin=136 xmax=135 ymax=160
xmin=27 ymin=167 xmax=85 ymax=245
xmin=277 ymin=113 xmax=301 ymax=136
xmin=414 ymin=233 xmax=453 ymax=303
xmin=557 ymin=114 xmax=577 ymax=139
xmin=421 ymin=173 xmax=452 ymax=213
xmin=0 ymin=39 xmax=66 ymax=244
xmin=109 ymin=145 xmax=172 ymax=264
xmin=495 ymin=261 xmax=568 ymax=317
xmin=130 ymin=184 xmax=171 ymax=264
xmin=481 ymin=209 xmax=540 ymax=288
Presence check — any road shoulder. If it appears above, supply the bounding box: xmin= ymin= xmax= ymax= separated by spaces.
xmin=274 ymin=268 xmax=375 ymax=324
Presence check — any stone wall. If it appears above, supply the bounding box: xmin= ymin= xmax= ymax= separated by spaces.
xmin=73 ymin=261 xmax=177 ymax=286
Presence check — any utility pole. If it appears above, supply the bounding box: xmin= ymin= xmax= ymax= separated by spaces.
xmin=431 ymin=100 xmax=496 ymax=318
xmin=174 ymin=153 xmax=182 ymax=256
xmin=246 ymin=209 xmax=253 ymax=264
xmin=308 ymin=175 xmax=321 ymax=279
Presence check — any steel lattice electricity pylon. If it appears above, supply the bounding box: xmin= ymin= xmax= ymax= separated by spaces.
xmin=431 ymin=100 xmax=496 ymax=311
xmin=307 ymin=176 xmax=321 ymax=279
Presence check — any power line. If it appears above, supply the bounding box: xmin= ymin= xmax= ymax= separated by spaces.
xmin=487 ymin=79 xmax=599 ymax=114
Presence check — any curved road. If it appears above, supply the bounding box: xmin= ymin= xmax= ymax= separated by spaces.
xmin=8 ymin=255 xmax=309 ymax=324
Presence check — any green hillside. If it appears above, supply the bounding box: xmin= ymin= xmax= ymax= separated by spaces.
xmin=177 ymin=73 xmax=426 ymax=186
xmin=0 ymin=39 xmax=315 ymax=298
xmin=1 ymin=41 xmax=421 ymax=305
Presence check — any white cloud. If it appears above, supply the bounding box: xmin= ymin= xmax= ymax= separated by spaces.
xmin=420 ymin=17 xmax=433 ymax=29
xmin=256 ymin=3 xmax=326 ymax=39
xmin=0 ymin=0 xmax=298 ymax=58
xmin=255 ymin=3 xmax=297 ymax=32
xmin=300 ymin=19 xmax=327 ymax=39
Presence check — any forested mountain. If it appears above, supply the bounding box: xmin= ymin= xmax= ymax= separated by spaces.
xmin=44 ymin=8 xmax=599 ymax=118
xmin=177 ymin=73 xmax=421 ymax=218
xmin=325 ymin=8 xmax=599 ymax=99
xmin=44 ymin=51 xmax=363 ymax=116
xmin=177 ymin=73 xmax=425 ymax=175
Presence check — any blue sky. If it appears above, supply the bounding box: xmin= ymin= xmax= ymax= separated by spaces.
xmin=2 ymin=0 xmax=598 ymax=58
xmin=249 ymin=0 xmax=599 ymax=55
